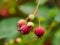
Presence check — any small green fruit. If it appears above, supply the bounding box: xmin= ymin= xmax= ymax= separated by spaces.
xmin=8 ymin=8 xmax=16 ymax=15
xmin=28 ymin=14 xmax=35 ymax=20
xmin=9 ymin=39 xmax=14 ymax=44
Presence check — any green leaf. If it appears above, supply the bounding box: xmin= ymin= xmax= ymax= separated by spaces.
xmin=18 ymin=3 xmax=49 ymax=18
xmin=48 ymin=8 xmax=59 ymax=18
xmin=36 ymin=0 xmax=47 ymax=5
xmin=18 ymin=3 xmax=35 ymax=15
xmin=53 ymin=29 xmax=60 ymax=45
xmin=0 ymin=17 xmax=20 ymax=39
xmin=55 ymin=12 xmax=60 ymax=23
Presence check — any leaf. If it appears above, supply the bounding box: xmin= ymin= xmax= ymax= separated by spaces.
xmin=18 ymin=3 xmax=35 ymax=15
xmin=18 ymin=3 xmax=49 ymax=18
xmin=53 ymin=29 xmax=60 ymax=45
xmin=48 ymin=8 xmax=59 ymax=18
xmin=36 ymin=0 xmax=47 ymax=5
xmin=0 ymin=17 xmax=20 ymax=39
xmin=55 ymin=12 xmax=60 ymax=23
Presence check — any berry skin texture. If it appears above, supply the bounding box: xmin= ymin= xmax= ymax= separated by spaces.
xmin=17 ymin=19 xmax=27 ymax=27
xmin=27 ymin=22 xmax=34 ymax=30
xmin=27 ymin=22 xmax=34 ymax=27
xmin=18 ymin=25 xmax=30 ymax=34
xmin=34 ymin=26 xmax=45 ymax=38
xmin=15 ymin=38 xmax=22 ymax=43
xmin=28 ymin=14 xmax=35 ymax=20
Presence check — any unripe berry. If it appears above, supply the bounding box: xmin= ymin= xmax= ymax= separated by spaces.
xmin=34 ymin=26 xmax=45 ymax=38
xmin=18 ymin=25 xmax=30 ymax=34
xmin=9 ymin=39 xmax=14 ymax=44
xmin=27 ymin=22 xmax=34 ymax=30
xmin=4 ymin=42 xmax=8 ymax=45
xmin=28 ymin=14 xmax=35 ymax=21
xmin=8 ymin=8 xmax=16 ymax=15
xmin=15 ymin=38 xmax=22 ymax=43
xmin=17 ymin=19 xmax=27 ymax=27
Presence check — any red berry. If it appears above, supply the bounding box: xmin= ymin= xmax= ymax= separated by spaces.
xmin=0 ymin=9 xmax=1 ymax=14
xmin=1 ymin=7 xmax=9 ymax=17
xmin=34 ymin=26 xmax=45 ymax=38
xmin=17 ymin=19 xmax=27 ymax=27
xmin=18 ymin=25 xmax=30 ymax=34
xmin=28 ymin=26 xmax=33 ymax=30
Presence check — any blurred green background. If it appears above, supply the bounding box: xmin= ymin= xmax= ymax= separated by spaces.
xmin=0 ymin=0 xmax=60 ymax=45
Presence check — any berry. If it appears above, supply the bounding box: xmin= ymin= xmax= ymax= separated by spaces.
xmin=15 ymin=38 xmax=22 ymax=43
xmin=28 ymin=14 xmax=35 ymax=21
xmin=17 ymin=19 xmax=27 ymax=27
xmin=9 ymin=39 xmax=14 ymax=44
xmin=34 ymin=26 xmax=45 ymax=38
xmin=27 ymin=22 xmax=34 ymax=30
xmin=8 ymin=8 xmax=16 ymax=15
xmin=27 ymin=22 xmax=34 ymax=27
xmin=18 ymin=25 xmax=30 ymax=34
xmin=4 ymin=42 xmax=8 ymax=45
xmin=1 ymin=7 xmax=9 ymax=17
xmin=0 ymin=9 xmax=1 ymax=14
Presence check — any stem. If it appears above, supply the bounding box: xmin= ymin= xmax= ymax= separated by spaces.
xmin=38 ymin=18 xmax=41 ymax=27
xmin=31 ymin=0 xmax=40 ymax=16
xmin=26 ymin=0 xmax=40 ymax=21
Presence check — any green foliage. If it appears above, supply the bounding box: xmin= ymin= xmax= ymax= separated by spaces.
xmin=36 ymin=0 xmax=47 ymax=5
xmin=0 ymin=17 xmax=20 ymax=39
xmin=53 ymin=29 xmax=60 ymax=45
xmin=0 ymin=0 xmax=60 ymax=45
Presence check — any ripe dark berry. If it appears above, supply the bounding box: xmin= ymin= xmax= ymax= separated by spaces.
xmin=18 ymin=25 xmax=30 ymax=34
xmin=34 ymin=26 xmax=45 ymax=38
xmin=17 ymin=19 xmax=27 ymax=27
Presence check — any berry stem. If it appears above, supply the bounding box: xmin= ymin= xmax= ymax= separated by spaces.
xmin=37 ymin=17 xmax=41 ymax=27
xmin=39 ymin=18 xmax=40 ymax=27
xmin=26 ymin=0 xmax=40 ymax=21
xmin=31 ymin=0 xmax=40 ymax=16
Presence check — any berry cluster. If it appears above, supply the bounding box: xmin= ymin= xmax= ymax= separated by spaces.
xmin=17 ymin=14 xmax=45 ymax=38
